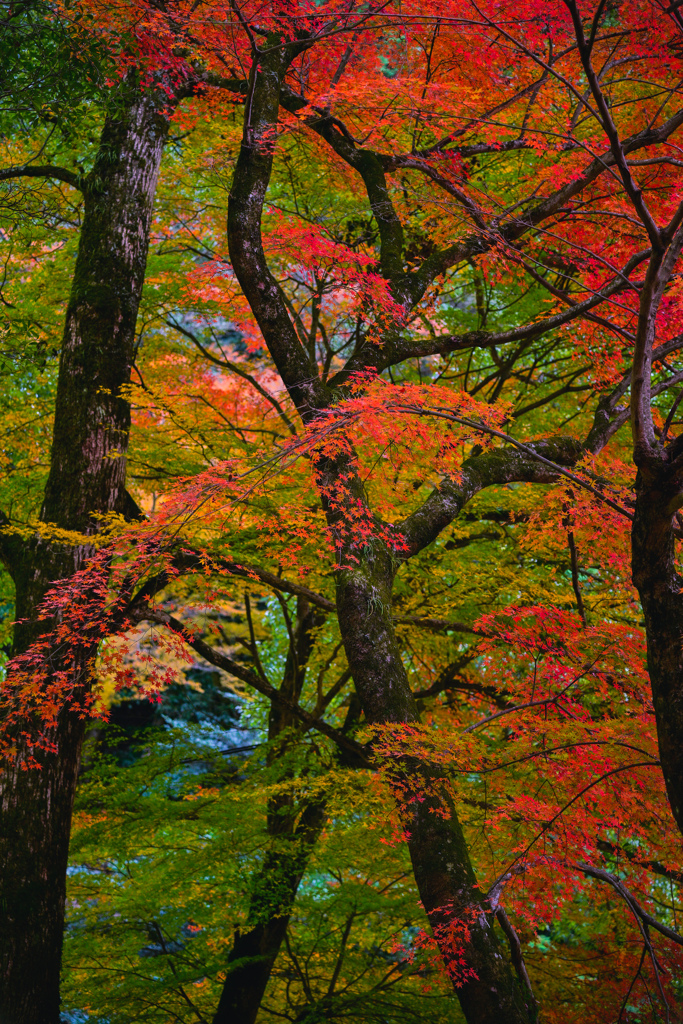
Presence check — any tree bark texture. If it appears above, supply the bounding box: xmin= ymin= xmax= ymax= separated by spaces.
xmin=631 ymin=452 xmax=683 ymax=835
xmin=0 ymin=82 xmax=171 ymax=1024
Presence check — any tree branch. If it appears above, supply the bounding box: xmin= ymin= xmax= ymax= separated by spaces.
xmin=577 ymin=862 xmax=683 ymax=947
xmin=127 ymin=551 xmax=336 ymax=613
xmin=398 ymin=433 xmax=586 ymax=557
xmin=130 ymin=605 xmax=370 ymax=766
xmin=0 ymin=164 xmax=83 ymax=190
xmin=165 ymin=317 xmax=297 ymax=434
xmin=226 ymin=41 xmax=330 ymax=419
xmin=344 ymin=248 xmax=649 ymax=378
xmin=565 ymin=0 xmax=662 ymax=248
xmin=495 ymin=907 xmax=539 ymax=1020
xmin=596 ymin=839 xmax=683 ymax=886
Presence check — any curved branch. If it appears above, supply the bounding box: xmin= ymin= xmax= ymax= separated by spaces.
xmin=0 ymin=164 xmax=83 ymax=191
xmin=398 ymin=436 xmax=576 ymax=556
xmin=577 ymin=862 xmax=683 ymax=947
xmin=397 ymin=414 xmax=629 ymax=559
xmin=165 ymin=317 xmax=297 ymax=434
xmin=596 ymin=839 xmax=683 ymax=886
xmin=495 ymin=907 xmax=539 ymax=1020
xmin=414 ymin=410 xmax=632 ymax=518
xmin=127 ymin=551 xmax=335 ymax=613
xmin=227 ymin=44 xmax=329 ymax=417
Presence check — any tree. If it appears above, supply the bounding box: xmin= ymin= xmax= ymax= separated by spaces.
xmin=556 ymin=0 xmax=683 ymax=839
xmin=201 ymin=3 xmax=683 ymax=1020
xmin=0 ymin=4 xmax=201 ymax=1017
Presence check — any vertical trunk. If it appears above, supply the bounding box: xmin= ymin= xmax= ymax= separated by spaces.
xmin=631 ymin=460 xmax=683 ymax=833
xmin=213 ymin=598 xmax=327 ymax=1024
xmin=212 ymin=800 xmax=326 ymax=1024
xmin=335 ymin=541 xmax=536 ymax=1024
xmin=0 ymin=82 xmax=171 ymax=1024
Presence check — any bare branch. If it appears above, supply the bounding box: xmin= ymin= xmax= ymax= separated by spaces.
xmin=165 ymin=318 xmax=297 ymax=434
xmin=578 ymin=862 xmax=683 ymax=947
xmin=495 ymin=907 xmax=539 ymax=1019
xmin=0 ymin=164 xmax=82 ymax=190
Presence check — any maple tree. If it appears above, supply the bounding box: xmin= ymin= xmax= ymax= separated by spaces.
xmin=2 ymin=1 xmax=683 ymax=1023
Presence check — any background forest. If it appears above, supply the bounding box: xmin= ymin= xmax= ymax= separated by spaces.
xmin=2 ymin=1 xmax=683 ymax=1023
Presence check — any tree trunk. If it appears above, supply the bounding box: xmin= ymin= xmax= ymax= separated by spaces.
xmin=631 ymin=456 xmax=683 ymax=834
xmin=0 ymin=81 xmax=171 ymax=1024
xmin=335 ymin=541 xmax=537 ymax=1024
xmin=212 ymin=799 xmax=326 ymax=1024
xmin=213 ymin=597 xmax=327 ymax=1024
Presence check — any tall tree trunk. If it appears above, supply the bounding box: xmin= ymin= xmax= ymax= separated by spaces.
xmin=631 ymin=456 xmax=683 ymax=834
xmin=0 ymin=81 xmax=171 ymax=1024
xmin=213 ymin=597 xmax=327 ymax=1024
xmin=334 ymin=539 xmax=536 ymax=1024
xmin=624 ymin=219 xmax=683 ymax=838
xmin=212 ymin=800 xmax=326 ymax=1024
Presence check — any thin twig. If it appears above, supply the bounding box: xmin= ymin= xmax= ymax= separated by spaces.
xmin=567 ymin=531 xmax=587 ymax=626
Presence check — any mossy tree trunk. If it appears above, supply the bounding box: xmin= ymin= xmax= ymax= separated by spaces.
xmin=0 ymin=80 xmax=172 ymax=1024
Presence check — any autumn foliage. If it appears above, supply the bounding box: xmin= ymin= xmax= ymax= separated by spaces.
xmin=2 ymin=1 xmax=683 ymax=1022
